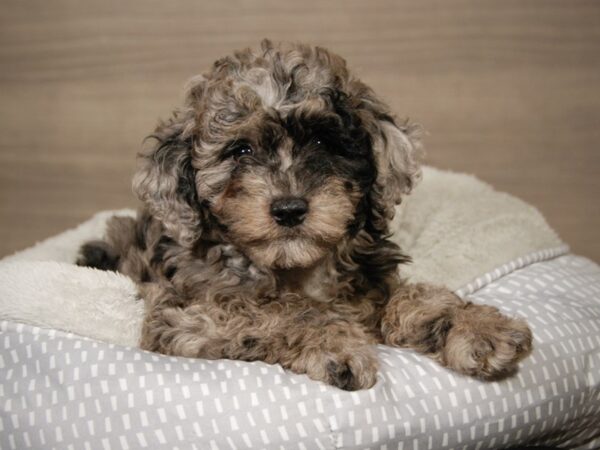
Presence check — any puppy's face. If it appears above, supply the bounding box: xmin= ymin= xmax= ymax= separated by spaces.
xmin=134 ymin=41 xmax=422 ymax=270
xmin=197 ymin=92 xmax=376 ymax=269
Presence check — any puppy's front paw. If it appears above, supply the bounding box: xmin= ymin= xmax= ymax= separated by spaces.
xmin=325 ymin=352 xmax=379 ymax=391
xmin=443 ymin=304 xmax=532 ymax=380
xmin=293 ymin=346 xmax=379 ymax=391
xmin=76 ymin=240 xmax=119 ymax=271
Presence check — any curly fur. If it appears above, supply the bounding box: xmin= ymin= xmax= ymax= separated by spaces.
xmin=78 ymin=40 xmax=532 ymax=390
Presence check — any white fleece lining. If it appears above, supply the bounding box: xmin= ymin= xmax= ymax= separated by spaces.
xmin=392 ymin=167 xmax=565 ymax=291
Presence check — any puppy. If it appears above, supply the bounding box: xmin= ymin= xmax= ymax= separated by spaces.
xmin=78 ymin=40 xmax=532 ymax=390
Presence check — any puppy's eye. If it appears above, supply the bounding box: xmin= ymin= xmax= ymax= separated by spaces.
xmin=228 ymin=145 xmax=253 ymax=161
xmin=312 ymin=136 xmax=324 ymax=147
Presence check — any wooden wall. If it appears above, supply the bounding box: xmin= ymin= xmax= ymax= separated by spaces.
xmin=1 ymin=1 xmax=599 ymax=260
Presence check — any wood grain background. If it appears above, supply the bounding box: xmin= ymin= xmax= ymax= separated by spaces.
xmin=1 ymin=0 xmax=599 ymax=261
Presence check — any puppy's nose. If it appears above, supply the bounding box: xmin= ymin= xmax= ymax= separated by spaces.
xmin=270 ymin=197 xmax=308 ymax=227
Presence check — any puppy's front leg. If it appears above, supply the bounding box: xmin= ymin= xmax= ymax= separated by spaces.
xmin=140 ymin=284 xmax=378 ymax=390
xmin=267 ymin=316 xmax=379 ymax=391
xmin=139 ymin=284 xmax=229 ymax=360
xmin=380 ymin=284 xmax=532 ymax=380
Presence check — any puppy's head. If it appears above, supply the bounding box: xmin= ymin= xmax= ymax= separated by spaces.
xmin=134 ymin=40 xmax=422 ymax=269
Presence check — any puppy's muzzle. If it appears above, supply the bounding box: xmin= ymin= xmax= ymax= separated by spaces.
xmin=270 ymin=197 xmax=308 ymax=227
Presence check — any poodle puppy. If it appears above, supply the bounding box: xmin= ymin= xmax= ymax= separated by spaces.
xmin=78 ymin=40 xmax=532 ymax=390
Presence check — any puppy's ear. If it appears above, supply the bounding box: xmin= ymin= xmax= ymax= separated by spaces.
xmin=344 ymin=79 xmax=422 ymax=225
xmin=372 ymin=119 xmax=423 ymax=217
xmin=132 ymin=109 xmax=201 ymax=246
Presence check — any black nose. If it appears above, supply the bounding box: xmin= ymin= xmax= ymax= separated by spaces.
xmin=270 ymin=197 xmax=308 ymax=227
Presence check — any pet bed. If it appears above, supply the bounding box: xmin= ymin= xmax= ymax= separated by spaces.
xmin=1 ymin=167 xmax=599 ymax=449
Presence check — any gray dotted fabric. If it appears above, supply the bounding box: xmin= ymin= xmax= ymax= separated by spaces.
xmin=2 ymin=254 xmax=600 ymax=450
xmin=455 ymin=245 xmax=569 ymax=297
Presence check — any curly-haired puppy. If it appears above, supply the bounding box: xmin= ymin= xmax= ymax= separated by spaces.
xmin=78 ymin=40 xmax=532 ymax=390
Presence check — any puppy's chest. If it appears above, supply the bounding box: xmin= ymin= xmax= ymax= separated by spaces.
xmin=179 ymin=245 xmax=346 ymax=304
xmin=274 ymin=264 xmax=342 ymax=303
xmin=218 ymin=250 xmax=339 ymax=301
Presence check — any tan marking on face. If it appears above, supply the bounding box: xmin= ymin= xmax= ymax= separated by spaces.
xmin=211 ymin=169 xmax=282 ymax=243
xmin=213 ymin=173 xmax=361 ymax=269
xmin=302 ymin=177 xmax=361 ymax=245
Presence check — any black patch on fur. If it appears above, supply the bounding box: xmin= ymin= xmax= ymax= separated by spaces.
xmin=346 ymin=194 xmax=369 ymax=236
xmin=327 ymin=361 xmax=355 ymax=391
xmin=349 ymin=238 xmax=411 ymax=297
xmin=241 ymin=336 xmax=258 ymax=349
xmin=77 ymin=241 xmax=119 ymax=271
xmin=148 ymin=124 xmax=198 ymax=208
xmin=140 ymin=268 xmax=151 ymax=283
xmin=164 ymin=266 xmax=177 ymax=280
xmin=422 ymin=317 xmax=453 ymax=354
xmin=176 ymin=151 xmax=199 ymax=207
xmin=134 ymin=212 xmax=153 ymax=251
xmin=151 ymin=235 xmax=176 ymax=267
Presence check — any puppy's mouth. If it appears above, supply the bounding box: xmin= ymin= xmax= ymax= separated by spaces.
xmin=243 ymin=235 xmax=329 ymax=270
xmin=211 ymin=178 xmax=359 ymax=269
xmin=225 ymin=214 xmax=336 ymax=270
xmin=238 ymin=214 xmax=340 ymax=251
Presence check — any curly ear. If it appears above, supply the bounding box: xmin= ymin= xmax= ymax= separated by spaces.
xmin=132 ymin=109 xmax=201 ymax=246
xmin=372 ymin=119 xmax=423 ymax=219
xmin=343 ymin=79 xmax=422 ymax=228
